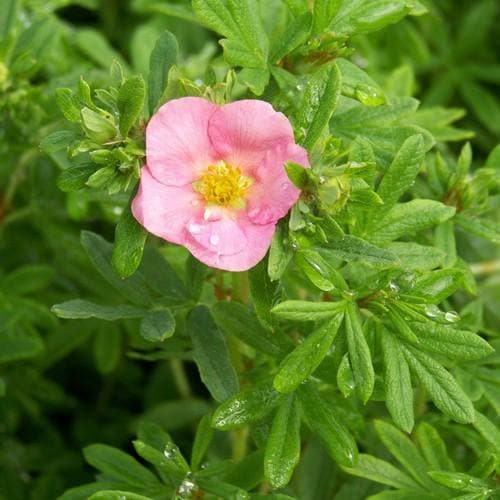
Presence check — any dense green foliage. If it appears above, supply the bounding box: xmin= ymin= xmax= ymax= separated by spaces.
xmin=1 ymin=0 xmax=499 ymax=499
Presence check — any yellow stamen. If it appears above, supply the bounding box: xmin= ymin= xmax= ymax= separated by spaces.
xmin=193 ymin=161 xmax=253 ymax=208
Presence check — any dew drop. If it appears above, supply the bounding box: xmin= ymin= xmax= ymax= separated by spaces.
xmin=319 ymin=175 xmax=326 ymax=184
xmin=290 ymin=241 xmax=299 ymax=251
xmin=281 ymin=182 xmax=288 ymax=191
xmin=389 ymin=280 xmax=400 ymax=293
xmin=425 ymin=304 xmax=440 ymax=318
xmin=209 ymin=234 xmax=220 ymax=246
xmin=444 ymin=311 xmax=460 ymax=323
xmin=188 ymin=223 xmax=201 ymax=234
xmin=191 ymin=198 xmax=200 ymax=207
xmin=194 ymin=78 xmax=203 ymax=86
xmin=177 ymin=475 xmax=197 ymax=498
xmin=163 ymin=444 xmax=177 ymax=459
xmin=296 ymin=84 xmax=304 ymax=91
xmin=112 ymin=206 xmax=123 ymax=216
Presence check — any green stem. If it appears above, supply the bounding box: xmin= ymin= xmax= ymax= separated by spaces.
xmin=232 ymin=426 xmax=249 ymax=463
xmin=170 ymin=358 xmax=191 ymax=399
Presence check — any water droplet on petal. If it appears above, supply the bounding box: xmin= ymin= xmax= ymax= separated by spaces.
xmin=444 ymin=311 xmax=460 ymax=323
xmin=281 ymin=182 xmax=288 ymax=191
xmin=209 ymin=234 xmax=220 ymax=246
xmin=188 ymin=223 xmax=201 ymax=234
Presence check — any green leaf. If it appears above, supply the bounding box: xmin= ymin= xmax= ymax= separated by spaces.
xmin=298 ymin=384 xmax=358 ymax=466
xmin=2 ymin=264 xmax=54 ymax=295
xmin=374 ymin=420 xmax=435 ymax=490
xmin=409 ymin=322 xmax=493 ymax=361
xmin=249 ymin=257 xmax=278 ymax=330
xmin=132 ymin=439 xmax=188 ymax=480
xmin=83 ymin=444 xmax=160 ymax=488
xmin=112 ymin=206 xmax=147 ymax=278
xmin=0 ymin=336 xmax=44 ymax=363
xmin=385 ymin=242 xmax=445 ymax=271
xmin=454 ymin=214 xmax=500 ymax=245
xmin=192 ymin=0 xmax=269 ymax=68
xmin=57 ymin=163 xmax=95 ymax=192
xmin=212 ymin=301 xmax=291 ymax=357
xmin=212 ymin=382 xmax=283 ymax=430
xmin=40 ymin=130 xmax=77 ymax=154
xmin=188 ymin=306 xmax=238 ymax=402
xmin=268 ymin=223 xmax=292 ymax=280
xmin=274 ymin=314 xmax=343 ymax=393
xmin=312 ymin=0 xmax=342 ymax=34
xmin=238 ymin=67 xmax=270 ymax=95
xmin=367 ymin=200 xmax=455 ymax=245
xmin=295 ymin=250 xmax=347 ymax=292
xmin=139 ymin=309 xmax=175 ymax=342
xmin=0 ymin=0 xmax=17 ymax=39
xmin=271 ymin=300 xmax=346 ymax=321
xmin=415 ymin=422 xmax=454 ymax=472
xmin=52 ymin=299 xmax=146 ymax=320
xmin=118 ymin=75 xmax=146 ymax=136
xmin=296 ymin=62 xmax=341 ymax=150
xmin=148 ymin=30 xmax=179 ymax=114
xmin=472 ymin=411 xmax=500 ymax=452
xmin=434 ymin=221 xmax=457 ymax=268
xmin=402 ymin=345 xmax=475 ymax=424
xmin=427 ymin=471 xmax=488 ymax=492
xmin=271 ymin=12 xmax=312 ymax=62
xmin=264 ymin=394 xmax=301 ymax=488
xmin=345 ymin=302 xmax=374 ymax=403
xmin=56 ymin=88 xmax=82 ymax=123
xmin=324 ymin=235 xmax=399 ymax=266
xmin=191 ymin=414 xmax=214 ymax=471
xmin=412 ymin=269 xmax=464 ymax=304
xmin=185 ymin=255 xmax=207 ymax=301
xmin=374 ymin=134 xmax=425 ymax=218
xmin=460 ymin=80 xmax=500 ymax=135
xmin=94 ymin=324 xmax=122 ymax=374
xmin=75 ymin=29 xmax=128 ymax=70
xmin=343 ymin=454 xmax=423 ymax=490
xmin=89 ymin=492 xmax=152 ymax=500
xmin=81 ymin=107 xmax=117 ymax=143
xmin=381 ymin=330 xmax=414 ymax=433
xmin=81 ymin=231 xmax=152 ymax=306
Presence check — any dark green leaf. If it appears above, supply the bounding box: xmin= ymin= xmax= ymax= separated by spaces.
xmin=52 ymin=299 xmax=146 ymax=320
xmin=118 ymin=75 xmax=146 ymax=136
xmin=139 ymin=309 xmax=175 ymax=342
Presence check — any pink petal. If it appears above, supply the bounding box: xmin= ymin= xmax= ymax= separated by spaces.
xmin=146 ymin=97 xmax=219 ymax=187
xmin=131 ymin=166 xmax=201 ymax=245
xmin=247 ymin=142 xmax=309 ymax=225
xmin=208 ymin=100 xmax=295 ymax=173
xmin=185 ymin=217 xmax=276 ymax=272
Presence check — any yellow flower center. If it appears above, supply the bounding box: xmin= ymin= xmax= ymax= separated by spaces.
xmin=193 ymin=161 xmax=253 ymax=208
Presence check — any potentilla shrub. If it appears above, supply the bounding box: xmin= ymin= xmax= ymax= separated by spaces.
xmin=1 ymin=1 xmax=500 ymax=499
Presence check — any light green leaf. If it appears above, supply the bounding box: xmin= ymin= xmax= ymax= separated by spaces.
xmin=274 ymin=313 xmax=343 ymax=393
xmin=89 ymin=492 xmax=152 ymax=500
xmin=0 ymin=336 xmax=44 ymax=363
xmin=238 ymin=67 xmax=270 ymax=95
xmin=190 ymin=414 xmax=214 ymax=471
xmin=271 ymin=300 xmax=346 ymax=321
xmin=249 ymin=257 xmax=279 ymax=330
xmin=192 ymin=0 xmax=269 ymax=68
xmin=264 ymin=394 xmax=301 ymax=488
xmin=148 ymin=30 xmax=178 ymax=114
xmin=118 ymin=75 xmax=146 ymax=136
xmin=296 ymin=62 xmax=341 ymax=150
xmin=455 ymin=214 xmax=500 ymax=245
xmin=412 ymin=269 xmax=464 ymax=304
xmin=52 ymin=299 xmax=146 ymax=320
xmin=367 ymin=200 xmax=455 ymax=245
xmin=188 ymin=306 xmax=238 ymax=403
xmin=472 ymin=411 xmax=500 ymax=452
xmin=268 ymin=223 xmax=293 ymax=280
xmin=0 ymin=0 xmax=17 ymax=39
xmin=345 ymin=302 xmax=374 ymax=403
xmin=402 ymin=345 xmax=475 ymax=424
xmin=75 ymin=29 xmax=128 ymax=69
xmin=415 ymin=422 xmax=454 ymax=472
xmin=271 ymin=12 xmax=312 ymax=62
xmin=385 ymin=242 xmax=445 ymax=271
xmin=381 ymin=330 xmax=414 ymax=433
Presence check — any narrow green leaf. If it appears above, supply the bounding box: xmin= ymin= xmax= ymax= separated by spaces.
xmin=295 ymin=250 xmax=347 ymax=292
xmin=298 ymin=384 xmax=358 ymax=466
xmin=374 ymin=420 xmax=435 ymax=490
xmin=368 ymin=200 xmax=455 ymax=245
xmin=409 ymin=322 xmax=493 ymax=361
xmin=112 ymin=206 xmax=147 ymax=278
xmin=271 ymin=12 xmax=312 ymax=62
xmin=402 ymin=345 xmax=475 ymax=423
xmin=264 ymin=394 xmax=301 ymax=488
xmin=249 ymin=257 xmax=279 ymax=330
xmin=188 ymin=306 xmax=238 ymax=403
xmin=381 ymin=330 xmax=414 ymax=433
xmin=89 ymin=492 xmax=151 ymax=500
xmin=2 ymin=264 xmax=54 ymax=295
xmin=57 ymin=164 xmax=95 ymax=192
xmin=345 ymin=302 xmax=374 ymax=403
xmin=148 ymin=30 xmax=178 ymax=114
xmin=274 ymin=314 xmax=343 ymax=393
xmin=455 ymin=214 xmax=500 ymax=245
xmin=375 ymin=134 xmax=425 ymax=218
xmin=386 ymin=242 xmax=445 ymax=271
xmin=139 ymin=309 xmax=175 ymax=342
xmin=325 ymin=235 xmax=399 ymax=266
xmin=212 ymin=301 xmax=292 ymax=356
xmin=83 ymin=444 xmax=160 ymax=488
xmin=412 ymin=269 xmax=464 ymax=304
xmin=312 ymin=0 xmax=342 ymax=34
xmin=415 ymin=422 xmax=454 ymax=472
xmin=40 ymin=130 xmax=77 ymax=154
xmin=238 ymin=67 xmax=270 ymax=95
xmin=191 ymin=414 xmax=214 ymax=471
xmin=212 ymin=381 xmax=283 ymax=430
xmin=93 ymin=324 xmax=122 ymax=374
xmin=343 ymin=454 xmax=423 ymax=491
xmin=268 ymin=223 xmax=292 ymax=280
xmin=472 ymin=411 xmax=500 ymax=452
xmin=52 ymin=299 xmax=146 ymax=320
xmin=185 ymin=255 xmax=207 ymax=302
xmin=56 ymin=88 xmax=82 ymax=123
xmin=75 ymin=29 xmax=128 ymax=69
xmin=272 ymin=300 xmax=346 ymax=321
xmin=297 ymin=62 xmax=341 ymax=150
xmin=427 ymin=471 xmax=488 ymax=492
xmin=118 ymin=75 xmax=146 ymax=136
xmin=0 ymin=0 xmax=17 ymax=39
xmin=0 ymin=336 xmax=44 ymax=363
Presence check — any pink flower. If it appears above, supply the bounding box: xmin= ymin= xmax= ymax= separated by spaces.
xmin=132 ymin=97 xmax=309 ymax=271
